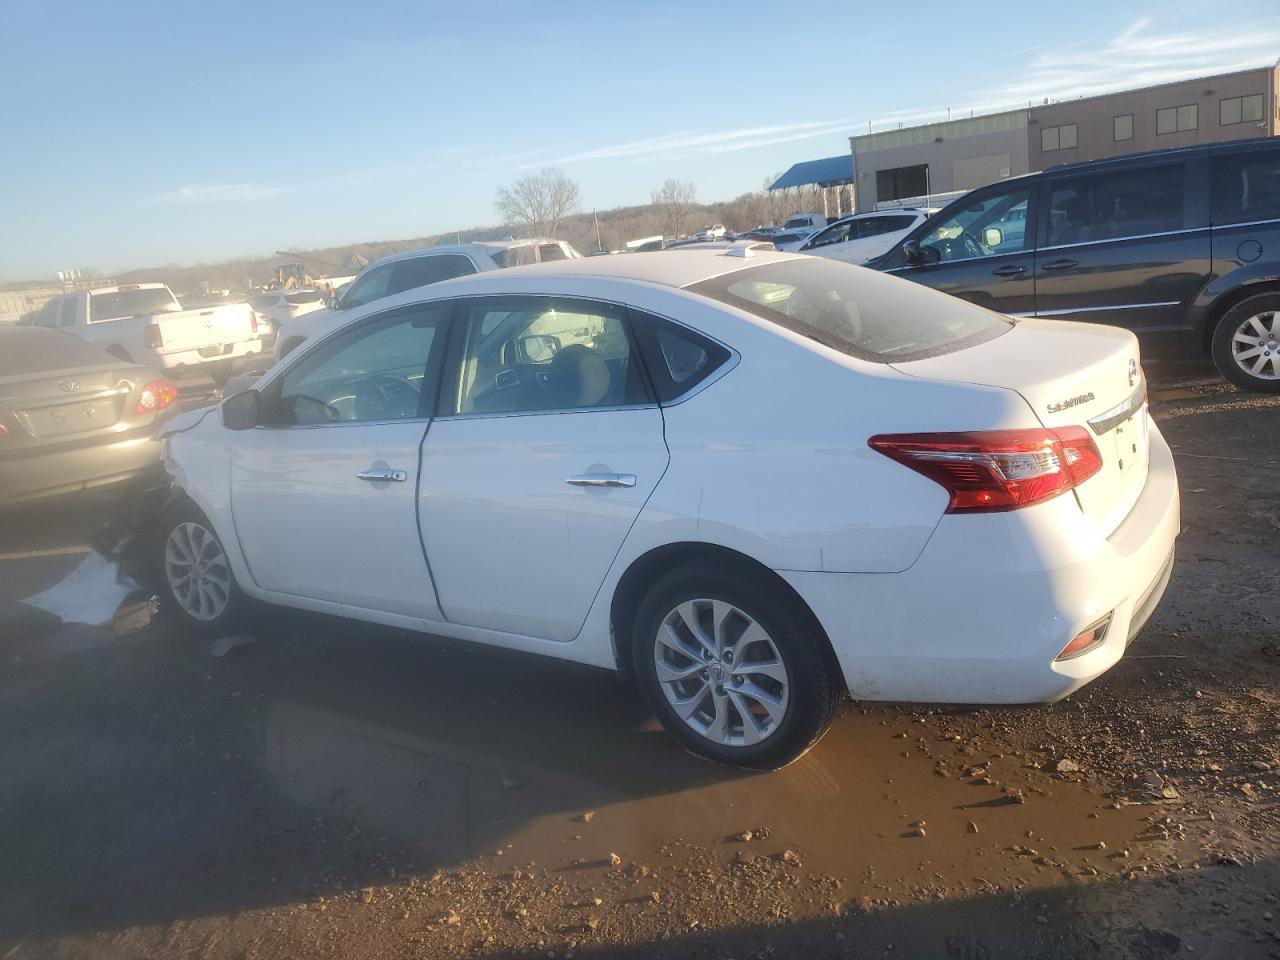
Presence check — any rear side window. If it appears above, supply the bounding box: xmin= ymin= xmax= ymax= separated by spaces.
xmin=491 ymin=246 xmax=537 ymax=268
xmin=1046 ymin=164 xmax=1184 ymax=246
xmin=389 ymin=254 xmax=476 ymax=294
xmin=537 ymin=243 xmax=568 ymax=262
xmin=1211 ymin=150 xmax=1280 ymax=225
xmin=686 ymin=258 xmax=1011 ymax=364
xmin=629 ymin=310 xmax=732 ymax=402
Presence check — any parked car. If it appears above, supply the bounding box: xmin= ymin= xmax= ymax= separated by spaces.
xmin=33 ymin=283 xmax=260 ymax=385
xmin=695 ymin=224 xmax=728 ymax=240
xmin=0 ymin=327 xmax=178 ymax=507
xmin=248 ymin=289 xmax=326 ymax=351
xmin=153 ymin=250 xmax=1178 ymax=769
xmin=868 ymin=137 xmax=1280 ymax=392
xmin=782 ymin=213 xmax=827 ymax=234
xmin=662 ymin=239 xmax=774 ymax=252
xmin=273 ymin=239 xmax=581 ymax=361
xmin=795 ymin=209 xmax=933 ymax=264
xmin=741 ymin=226 xmax=782 ymax=241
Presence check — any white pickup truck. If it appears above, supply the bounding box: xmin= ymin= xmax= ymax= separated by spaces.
xmin=33 ymin=283 xmax=262 ymax=384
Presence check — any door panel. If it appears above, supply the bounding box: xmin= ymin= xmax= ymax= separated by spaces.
xmin=890 ymin=252 xmax=1036 ymax=315
xmin=418 ymin=408 xmax=669 ymax=641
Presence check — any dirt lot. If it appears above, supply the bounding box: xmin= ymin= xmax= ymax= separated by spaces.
xmin=1 ymin=363 xmax=1278 ymax=960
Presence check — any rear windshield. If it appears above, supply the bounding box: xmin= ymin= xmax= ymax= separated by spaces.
xmin=286 ymin=290 xmax=323 ymax=304
xmin=0 ymin=329 xmax=116 ymax=377
xmin=685 ymin=258 xmax=1011 ymax=363
xmin=88 ymin=287 xmax=179 ymax=322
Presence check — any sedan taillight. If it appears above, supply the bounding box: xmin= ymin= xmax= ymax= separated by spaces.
xmin=136 ymin=379 xmax=179 ymax=415
xmin=868 ymin=427 xmax=1103 ymax=513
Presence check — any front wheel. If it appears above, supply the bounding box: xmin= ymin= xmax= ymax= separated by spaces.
xmin=1211 ymin=293 xmax=1280 ymax=393
xmin=155 ymin=500 xmax=246 ymax=635
xmin=632 ymin=561 xmax=843 ymax=769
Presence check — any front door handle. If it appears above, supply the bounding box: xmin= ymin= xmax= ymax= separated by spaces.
xmin=357 ymin=469 xmax=408 ymax=482
xmin=1041 ymin=258 xmax=1079 ymax=271
xmin=566 ymin=472 xmax=636 ymax=488
xmin=992 ymin=264 xmax=1026 ymax=277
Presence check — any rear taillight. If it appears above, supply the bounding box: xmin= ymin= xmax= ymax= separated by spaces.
xmin=136 ymin=379 xmax=178 ymax=415
xmin=0 ymin=423 xmax=9 ymax=439
xmin=250 ymin=311 xmax=259 ymax=333
xmin=868 ymin=427 xmax=1103 ymax=513
xmin=143 ymin=323 xmax=163 ymax=349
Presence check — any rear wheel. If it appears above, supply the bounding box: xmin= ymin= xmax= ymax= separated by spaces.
xmin=155 ymin=499 xmax=246 ymax=635
xmin=632 ymin=561 xmax=843 ymax=769
xmin=1211 ymin=293 xmax=1280 ymax=393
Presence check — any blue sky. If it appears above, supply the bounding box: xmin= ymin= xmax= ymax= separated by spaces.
xmin=1 ymin=0 xmax=1277 ymax=281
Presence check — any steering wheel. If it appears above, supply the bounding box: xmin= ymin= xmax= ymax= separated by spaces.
xmin=352 ymin=374 xmax=420 ymax=421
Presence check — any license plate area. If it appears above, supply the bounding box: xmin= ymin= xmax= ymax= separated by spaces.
xmin=198 ymin=344 xmax=232 ymax=358
xmin=1111 ymin=409 xmax=1147 ymax=476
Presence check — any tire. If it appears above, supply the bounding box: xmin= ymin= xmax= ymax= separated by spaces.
xmin=107 ymin=346 xmax=133 ymax=363
xmin=632 ymin=560 xmax=843 ymax=770
xmin=1211 ymin=292 xmax=1280 ymax=393
xmin=154 ymin=498 xmax=247 ymax=635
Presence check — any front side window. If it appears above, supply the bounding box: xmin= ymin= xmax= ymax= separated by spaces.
xmin=1046 ymin=164 xmax=1184 ymax=246
xmin=804 ymin=222 xmax=851 ymax=249
xmin=388 ymin=254 xmax=475 ymax=295
xmin=687 ymin=258 xmax=1011 ymax=364
xmin=339 ymin=264 xmax=393 ymax=309
xmin=1157 ymin=104 xmax=1198 ymax=134
xmin=264 ymin=305 xmax=447 ymax=425
xmin=449 ymin=297 xmax=651 ymax=415
xmin=916 ymin=188 xmax=1031 ymax=263
xmin=1211 ymin=150 xmax=1280 ymax=225
xmin=1114 ymin=114 xmax=1134 ymax=141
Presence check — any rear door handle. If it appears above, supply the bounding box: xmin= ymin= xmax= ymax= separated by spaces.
xmin=566 ymin=472 xmax=636 ymax=488
xmin=357 ymin=469 xmax=408 ymax=482
xmin=992 ymin=264 xmax=1026 ymax=277
xmin=1041 ymin=258 xmax=1079 ymax=271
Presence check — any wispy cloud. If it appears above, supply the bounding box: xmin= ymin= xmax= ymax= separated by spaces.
xmin=139 ymin=164 xmax=422 ymax=207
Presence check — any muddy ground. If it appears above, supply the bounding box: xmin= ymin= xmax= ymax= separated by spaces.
xmin=1 ymin=363 xmax=1278 ymax=960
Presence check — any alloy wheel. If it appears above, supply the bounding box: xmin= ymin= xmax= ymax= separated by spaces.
xmin=1231 ymin=311 xmax=1280 ymax=381
xmin=164 ymin=521 xmax=232 ymax=622
xmin=652 ymin=599 xmax=790 ymax=747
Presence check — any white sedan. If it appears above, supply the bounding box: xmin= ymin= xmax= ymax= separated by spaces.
xmin=155 ymin=250 xmax=1179 ymax=769
xmin=791 ymin=209 xmax=933 ymax=263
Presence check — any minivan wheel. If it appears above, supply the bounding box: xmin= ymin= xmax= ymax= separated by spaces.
xmin=1211 ymin=293 xmax=1280 ymax=394
xmin=156 ymin=500 xmax=246 ymax=635
xmin=632 ymin=561 xmax=843 ymax=770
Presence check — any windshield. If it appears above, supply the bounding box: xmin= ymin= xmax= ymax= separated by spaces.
xmin=87 ymin=287 xmax=179 ymax=322
xmin=686 ymin=258 xmax=1011 ymax=363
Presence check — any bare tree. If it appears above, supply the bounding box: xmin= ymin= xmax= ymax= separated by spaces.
xmin=651 ymin=179 xmax=697 ymax=239
xmin=494 ymin=168 xmax=581 ymax=238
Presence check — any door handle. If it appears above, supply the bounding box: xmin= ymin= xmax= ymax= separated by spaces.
xmin=1041 ymin=258 xmax=1079 ymax=271
xmin=992 ymin=264 xmax=1026 ymax=277
xmin=565 ymin=472 xmax=637 ymax=488
xmin=357 ymin=469 xmax=408 ymax=482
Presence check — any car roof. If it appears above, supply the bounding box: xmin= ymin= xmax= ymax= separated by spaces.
xmin=366 ymin=238 xmax=568 ymax=270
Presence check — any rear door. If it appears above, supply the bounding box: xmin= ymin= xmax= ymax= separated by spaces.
xmin=885 ymin=182 xmax=1037 ymax=316
xmin=418 ymin=296 xmax=669 ymax=642
xmin=1032 ymin=158 xmax=1210 ymax=333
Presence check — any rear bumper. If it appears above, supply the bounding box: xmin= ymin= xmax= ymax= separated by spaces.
xmin=782 ymin=415 xmax=1181 ymax=704
xmin=0 ymin=425 xmax=166 ymax=508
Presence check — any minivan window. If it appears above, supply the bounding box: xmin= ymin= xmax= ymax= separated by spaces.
xmin=1046 ymin=164 xmax=1184 ymax=246
xmin=686 ymin=258 xmax=1011 ymax=364
xmin=1211 ymin=151 xmax=1280 ymax=226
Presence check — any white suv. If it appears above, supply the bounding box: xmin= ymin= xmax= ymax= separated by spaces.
xmin=796 ymin=210 xmax=933 ymax=264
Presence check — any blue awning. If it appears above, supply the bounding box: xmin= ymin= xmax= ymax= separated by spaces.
xmin=768 ymin=155 xmax=854 ymax=191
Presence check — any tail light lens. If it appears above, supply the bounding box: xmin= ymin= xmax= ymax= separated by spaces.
xmin=0 ymin=423 xmax=9 ymax=439
xmin=250 ymin=311 xmax=259 ymax=333
xmin=136 ymin=379 xmax=179 ymax=415
xmin=868 ymin=427 xmax=1103 ymax=513
xmin=143 ymin=323 xmax=163 ymax=349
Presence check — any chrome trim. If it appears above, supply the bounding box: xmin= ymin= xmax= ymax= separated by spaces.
xmin=1039 ymin=225 xmax=1209 ymax=252
xmin=1212 ymin=215 xmax=1280 ymax=230
xmin=435 ymin=403 xmax=660 ymax=422
xmin=19 ymin=384 xmax=132 ymax=411
xmin=1033 ymin=301 xmax=1181 ymax=318
xmin=256 ymin=416 xmax=431 ymax=431
xmin=357 ymin=469 xmax=408 ymax=482
xmin=1087 ymin=378 xmax=1147 ymax=435
xmin=884 ymin=249 xmax=1032 ymax=272
xmin=565 ymin=472 xmax=636 ymax=488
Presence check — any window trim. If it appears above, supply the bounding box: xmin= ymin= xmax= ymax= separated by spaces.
xmin=1113 ymin=113 xmax=1134 ymax=142
xmin=625 ymin=307 xmax=738 ymax=406
xmin=1157 ymin=103 xmax=1198 ymax=135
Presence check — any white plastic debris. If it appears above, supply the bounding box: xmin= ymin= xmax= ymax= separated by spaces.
xmin=22 ymin=552 xmax=137 ymax=627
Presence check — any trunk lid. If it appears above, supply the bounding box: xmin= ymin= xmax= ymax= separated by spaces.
xmin=153 ymin=304 xmax=256 ymax=355
xmin=890 ymin=318 xmax=1148 ymax=535
xmin=0 ymin=362 xmax=153 ymax=449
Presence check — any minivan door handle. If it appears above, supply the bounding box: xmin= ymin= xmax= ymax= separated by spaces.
xmin=992 ymin=264 xmax=1026 ymax=277
xmin=1041 ymin=258 xmax=1079 ymax=271
xmin=566 ymin=472 xmax=636 ymax=488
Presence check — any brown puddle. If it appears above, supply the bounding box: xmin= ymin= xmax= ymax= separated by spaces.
xmin=259 ymin=633 xmax=1160 ymax=906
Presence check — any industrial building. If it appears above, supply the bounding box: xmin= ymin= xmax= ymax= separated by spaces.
xmin=849 ymin=63 xmax=1280 ymax=212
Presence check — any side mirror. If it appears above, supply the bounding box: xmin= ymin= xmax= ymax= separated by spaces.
xmin=221 ymin=389 xmax=260 ymax=430
xmin=983 ymin=226 xmax=1005 ymax=248
xmin=902 ymin=239 xmax=923 ymax=265
xmin=327 ymin=296 xmax=340 ymax=310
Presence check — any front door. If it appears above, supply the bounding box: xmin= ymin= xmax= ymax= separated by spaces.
xmin=230 ymin=302 xmax=451 ymax=619
xmin=887 ymin=183 xmax=1037 ymax=316
xmin=419 ymin=296 xmax=669 ymax=642
xmin=1033 ymin=160 xmax=1210 ymax=333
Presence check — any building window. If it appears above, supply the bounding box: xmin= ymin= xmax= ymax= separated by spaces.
xmin=1157 ymin=103 xmax=1198 ymax=135
xmin=875 ymin=164 xmax=930 ymax=202
xmin=1041 ymin=123 xmax=1078 ymax=153
xmin=1114 ymin=114 xmax=1134 ymax=141
xmin=1221 ymin=94 xmax=1264 ymax=126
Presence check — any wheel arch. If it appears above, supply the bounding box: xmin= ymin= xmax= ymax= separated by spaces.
xmin=608 ymin=541 xmax=844 ymax=688
xmin=1200 ymin=279 xmax=1280 ymax=351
